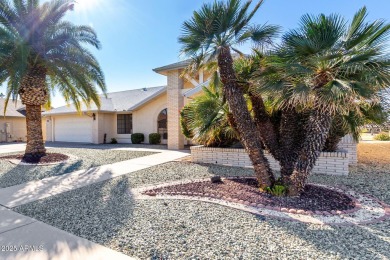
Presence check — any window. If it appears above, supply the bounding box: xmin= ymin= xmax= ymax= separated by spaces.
xmin=117 ymin=114 xmax=132 ymax=134
xmin=157 ymin=109 xmax=168 ymax=140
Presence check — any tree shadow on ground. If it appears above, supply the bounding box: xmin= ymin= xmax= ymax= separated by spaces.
xmin=0 ymin=160 xmax=84 ymax=188
xmin=14 ymin=174 xmax=135 ymax=248
xmin=263 ymin=218 xmax=390 ymax=259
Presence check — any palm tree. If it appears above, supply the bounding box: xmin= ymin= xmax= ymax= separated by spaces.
xmin=179 ymin=0 xmax=279 ymax=189
xmin=257 ymin=7 xmax=390 ymax=194
xmin=324 ymin=102 xmax=388 ymax=151
xmin=180 ymin=72 xmax=239 ymax=147
xmin=0 ymin=0 xmax=106 ymax=161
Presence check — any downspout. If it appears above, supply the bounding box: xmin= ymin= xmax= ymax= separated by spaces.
xmin=51 ymin=117 xmax=55 ymax=142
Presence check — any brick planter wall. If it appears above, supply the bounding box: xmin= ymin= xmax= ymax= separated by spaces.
xmin=191 ymin=147 xmax=350 ymax=176
xmin=338 ymin=135 xmax=358 ymax=165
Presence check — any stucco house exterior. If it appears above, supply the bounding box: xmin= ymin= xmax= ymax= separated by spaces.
xmin=44 ymin=60 xmax=208 ymax=149
xmin=0 ymin=98 xmax=46 ymax=143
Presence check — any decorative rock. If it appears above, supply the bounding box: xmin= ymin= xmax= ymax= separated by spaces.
xmin=280 ymin=208 xmax=289 ymax=213
xmin=288 ymin=209 xmax=297 ymax=214
xmin=250 ymin=203 xmax=257 ymax=207
xmin=257 ymin=204 xmax=265 ymax=208
xmin=297 ymin=210 xmax=305 ymax=215
xmin=244 ymin=201 xmax=251 ymax=206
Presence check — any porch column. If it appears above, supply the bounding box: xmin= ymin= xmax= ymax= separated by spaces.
xmin=167 ymin=70 xmax=185 ymax=150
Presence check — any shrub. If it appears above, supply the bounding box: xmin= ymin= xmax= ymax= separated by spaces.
xmin=374 ymin=132 xmax=390 ymax=141
xmin=131 ymin=133 xmax=144 ymax=144
xmin=110 ymin=138 xmax=118 ymax=144
xmin=265 ymin=185 xmax=287 ymax=197
xmin=149 ymin=133 xmax=161 ymax=144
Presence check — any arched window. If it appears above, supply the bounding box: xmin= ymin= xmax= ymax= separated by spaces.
xmin=157 ymin=108 xmax=168 ymax=140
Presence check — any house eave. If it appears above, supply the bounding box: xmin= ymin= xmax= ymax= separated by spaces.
xmin=183 ymin=80 xmax=211 ymax=98
xmin=153 ymin=60 xmax=191 ymax=75
xmin=42 ymin=110 xmax=117 ymax=116
xmin=130 ymin=87 xmax=167 ymax=110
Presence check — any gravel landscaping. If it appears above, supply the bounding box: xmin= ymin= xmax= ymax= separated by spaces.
xmin=14 ymin=143 xmax=390 ymax=259
xmin=0 ymin=148 xmax=156 ymax=188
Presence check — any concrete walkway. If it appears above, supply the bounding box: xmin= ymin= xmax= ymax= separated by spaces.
xmin=0 ymin=150 xmax=189 ymax=208
xmin=0 ymin=148 xmax=189 ymax=259
xmin=0 ymin=206 xmax=133 ymax=260
xmin=0 ymin=143 xmax=26 ymax=154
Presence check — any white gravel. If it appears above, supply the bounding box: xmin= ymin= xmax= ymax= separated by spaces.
xmin=14 ymin=161 xmax=390 ymax=259
xmin=0 ymin=148 xmax=156 ymax=188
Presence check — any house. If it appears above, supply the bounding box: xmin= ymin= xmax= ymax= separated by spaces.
xmin=44 ymin=60 xmax=209 ymax=149
xmin=0 ymin=98 xmax=46 ymax=142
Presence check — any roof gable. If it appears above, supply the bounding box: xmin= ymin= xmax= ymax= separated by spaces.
xmin=44 ymin=86 xmax=167 ymax=115
xmin=0 ymin=99 xmax=26 ymax=117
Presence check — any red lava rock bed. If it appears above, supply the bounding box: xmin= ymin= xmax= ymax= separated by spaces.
xmin=144 ymin=177 xmax=356 ymax=212
xmin=0 ymin=153 xmax=69 ymax=164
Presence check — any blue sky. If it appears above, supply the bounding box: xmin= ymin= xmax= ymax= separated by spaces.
xmin=2 ymin=0 xmax=390 ymax=107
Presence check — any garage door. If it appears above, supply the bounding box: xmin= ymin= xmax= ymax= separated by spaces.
xmin=54 ymin=116 xmax=93 ymax=143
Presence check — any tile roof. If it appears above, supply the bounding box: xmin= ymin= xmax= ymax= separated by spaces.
xmin=44 ymin=86 xmax=167 ymax=115
xmin=0 ymin=98 xmax=26 ymax=117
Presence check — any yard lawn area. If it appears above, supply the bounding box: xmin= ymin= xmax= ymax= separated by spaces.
xmin=358 ymin=142 xmax=390 ymax=164
xmin=14 ymin=143 xmax=390 ymax=259
xmin=0 ymin=148 xmax=156 ymax=188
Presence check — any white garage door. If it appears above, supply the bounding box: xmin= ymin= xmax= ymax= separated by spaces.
xmin=54 ymin=116 xmax=93 ymax=143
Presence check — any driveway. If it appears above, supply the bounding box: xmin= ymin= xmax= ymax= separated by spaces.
xmin=0 ymin=143 xmax=26 ymax=154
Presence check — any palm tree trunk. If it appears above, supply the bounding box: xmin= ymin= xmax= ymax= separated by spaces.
xmin=277 ymin=108 xmax=307 ymax=187
xmin=218 ymin=46 xmax=275 ymax=189
xmin=24 ymin=104 xmax=46 ymax=158
xmin=287 ymin=109 xmax=333 ymax=196
xmin=323 ymin=117 xmax=346 ymax=152
xmin=324 ymin=134 xmax=343 ymax=152
xmin=19 ymin=66 xmax=48 ymax=160
xmin=249 ymin=92 xmax=281 ymax=161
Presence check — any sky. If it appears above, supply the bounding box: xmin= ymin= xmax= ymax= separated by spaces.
xmin=1 ymin=0 xmax=390 ymax=107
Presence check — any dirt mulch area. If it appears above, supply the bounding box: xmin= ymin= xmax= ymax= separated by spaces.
xmin=0 ymin=153 xmax=69 ymax=164
xmin=358 ymin=143 xmax=390 ymax=164
xmin=145 ymin=178 xmax=355 ymax=212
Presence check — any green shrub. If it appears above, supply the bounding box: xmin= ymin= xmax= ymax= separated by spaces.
xmin=149 ymin=133 xmax=161 ymax=144
xmin=131 ymin=133 xmax=144 ymax=144
xmin=265 ymin=185 xmax=287 ymax=197
xmin=374 ymin=132 xmax=390 ymax=141
xmin=110 ymin=138 xmax=118 ymax=144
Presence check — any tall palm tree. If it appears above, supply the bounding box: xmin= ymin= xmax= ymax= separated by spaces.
xmin=257 ymin=7 xmax=390 ymax=194
xmin=179 ymin=0 xmax=279 ymax=189
xmin=0 ymin=0 xmax=106 ymax=161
